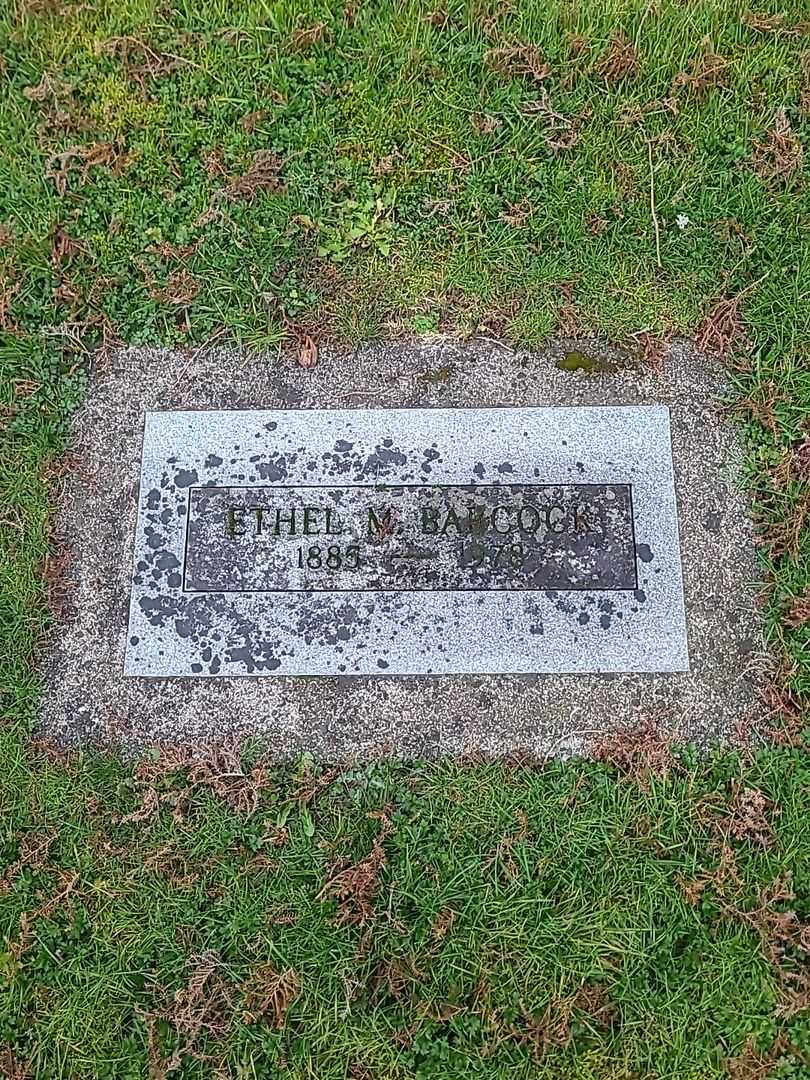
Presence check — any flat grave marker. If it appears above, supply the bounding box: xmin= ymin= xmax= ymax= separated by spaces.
xmin=125 ymin=405 xmax=688 ymax=677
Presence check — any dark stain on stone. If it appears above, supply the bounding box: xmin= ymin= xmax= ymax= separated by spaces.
xmin=473 ymin=463 xmax=486 ymax=479
xmin=636 ymin=543 xmax=654 ymax=563
xmin=146 ymin=488 xmax=161 ymax=510
xmin=421 ymin=448 xmax=440 ymax=473
xmin=738 ymin=637 xmax=756 ymax=657
xmin=205 ymin=454 xmax=223 ymax=468
xmin=365 ymin=445 xmax=408 ymax=474
xmin=496 ymin=462 xmax=514 ymax=474
xmin=175 ymin=468 xmax=199 ymax=488
xmin=226 ymin=644 xmax=282 ymax=672
xmin=598 ymin=598 xmax=615 ymax=628
xmin=257 ymin=457 xmax=288 ymax=482
xmin=138 ymin=594 xmax=178 ymax=626
xmin=634 ymin=589 xmax=647 ymax=603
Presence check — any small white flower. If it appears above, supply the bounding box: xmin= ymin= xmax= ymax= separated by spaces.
xmin=675 ymin=213 xmax=690 ymax=230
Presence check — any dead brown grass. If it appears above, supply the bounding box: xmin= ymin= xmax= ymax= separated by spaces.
xmin=797 ymin=430 xmax=810 ymax=478
xmin=753 ymin=108 xmax=804 ymax=184
xmin=632 ymin=325 xmax=673 ymax=370
xmin=50 ymin=227 xmax=80 ymax=269
xmin=784 ymin=592 xmax=810 ymax=628
xmin=499 ymin=199 xmax=532 ymax=227
xmin=369 ymin=955 xmax=424 ymax=1005
xmin=99 ymin=36 xmax=188 ymax=92
xmin=755 ymin=446 xmax=810 ymax=560
xmin=219 ymin=150 xmax=286 ymax=201
xmin=695 ymin=293 xmax=749 ymax=361
xmin=733 ymin=379 xmax=783 ymax=439
xmin=471 ymin=112 xmax=501 ymax=135
xmin=40 ymin=540 xmax=72 ymax=620
xmin=424 ymin=9 xmax=449 ymax=29
xmin=555 ymin=280 xmax=582 ymax=337
xmin=591 ymin=718 xmax=677 ymax=787
xmin=681 ymin=849 xmax=810 ymax=1027
xmin=296 ymin=333 xmax=318 ymax=368
xmin=22 ymin=71 xmax=70 ymax=102
xmin=145 ymin=951 xmax=235 ymax=1077
xmin=725 ymin=1033 xmax=803 ymax=1079
xmin=742 ymin=11 xmax=810 ymax=36
xmin=241 ymin=964 xmax=300 ymax=1026
xmin=482 ymin=808 xmax=530 ymax=880
xmin=120 ymin=742 xmax=274 ymax=826
xmin=671 ymin=52 xmax=730 ymax=97
xmin=617 ymin=96 xmax=679 ymax=127
xmin=484 ymin=44 xmax=551 ymax=83
xmin=0 ymin=829 xmax=57 ymax=892
xmin=318 ymin=811 xmax=393 ymax=925
xmin=290 ymin=22 xmax=329 ymax=51
xmin=706 ymin=783 xmax=778 ymax=847
xmin=727 ymin=875 xmax=810 ymax=1012
xmin=150 ymin=268 xmax=199 ymax=307
xmin=680 ymin=842 xmax=743 ymax=905
xmin=800 ymin=50 xmax=810 ymax=113
xmin=0 ymin=1047 xmax=31 ymax=1079
xmin=431 ymin=907 xmax=457 ymax=942
xmin=509 ymin=983 xmax=617 ymax=1059
xmin=761 ymin=674 xmax=810 ymax=746
xmin=44 ymin=142 xmax=130 ymax=196
xmin=290 ymin=765 xmax=339 ymax=804
xmin=519 ymin=90 xmax=583 ymax=151
xmin=593 ymin=32 xmax=639 ymax=81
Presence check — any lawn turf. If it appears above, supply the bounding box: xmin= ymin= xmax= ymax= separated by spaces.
xmin=1 ymin=1 xmax=809 ymax=1076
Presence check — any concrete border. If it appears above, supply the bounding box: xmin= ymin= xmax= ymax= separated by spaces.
xmin=38 ymin=337 xmax=765 ymax=757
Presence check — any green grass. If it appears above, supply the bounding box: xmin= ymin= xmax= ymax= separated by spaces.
xmin=2 ymin=746 xmax=810 ymax=1078
xmin=1 ymin=0 xmax=809 ymax=1076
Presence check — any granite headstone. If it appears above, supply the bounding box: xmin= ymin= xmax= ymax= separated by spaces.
xmin=125 ymin=406 xmax=688 ymax=677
